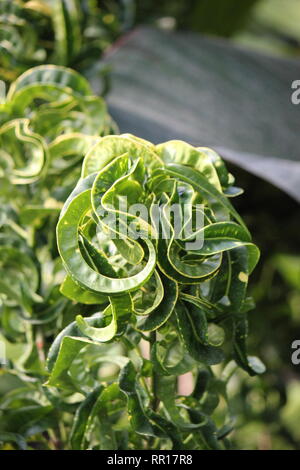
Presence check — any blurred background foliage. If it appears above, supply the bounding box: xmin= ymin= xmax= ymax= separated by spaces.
xmin=1 ymin=0 xmax=299 ymax=84
xmin=225 ymin=167 xmax=300 ymax=449
xmin=0 ymin=0 xmax=135 ymax=83
xmin=134 ymin=0 xmax=300 ymax=56
xmin=0 ymin=0 xmax=299 ymax=450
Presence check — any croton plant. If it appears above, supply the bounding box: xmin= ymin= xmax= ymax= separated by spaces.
xmin=0 ymin=65 xmax=264 ymax=450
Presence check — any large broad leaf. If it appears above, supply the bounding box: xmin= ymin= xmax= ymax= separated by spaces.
xmin=100 ymin=27 xmax=300 ymax=202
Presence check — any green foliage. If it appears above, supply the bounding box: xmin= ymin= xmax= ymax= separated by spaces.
xmin=0 ymin=64 xmax=114 ymax=189
xmin=0 ymin=0 xmax=133 ymax=83
xmin=0 ymin=87 xmax=263 ymax=447
xmin=134 ymin=0 xmax=259 ymax=37
xmin=3 ymin=0 xmax=293 ymax=449
xmin=219 ymin=172 xmax=300 ymax=450
xmin=233 ymin=0 xmax=300 ymax=57
xmin=0 ymin=64 xmax=116 ymax=449
xmin=49 ymin=135 xmax=262 ymax=449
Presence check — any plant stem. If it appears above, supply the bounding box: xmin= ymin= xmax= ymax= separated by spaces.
xmin=150 ymin=330 xmax=159 ymax=412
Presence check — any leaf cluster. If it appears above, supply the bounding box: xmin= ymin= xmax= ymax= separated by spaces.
xmin=46 ymin=135 xmax=264 ymax=449
xmin=0 ymin=0 xmax=133 ymax=83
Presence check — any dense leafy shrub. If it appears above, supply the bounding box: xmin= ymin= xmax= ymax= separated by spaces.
xmin=0 ymin=65 xmax=115 ymax=449
xmin=0 ymin=96 xmax=265 ymax=448
xmin=3 ymin=0 xmax=297 ymax=450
